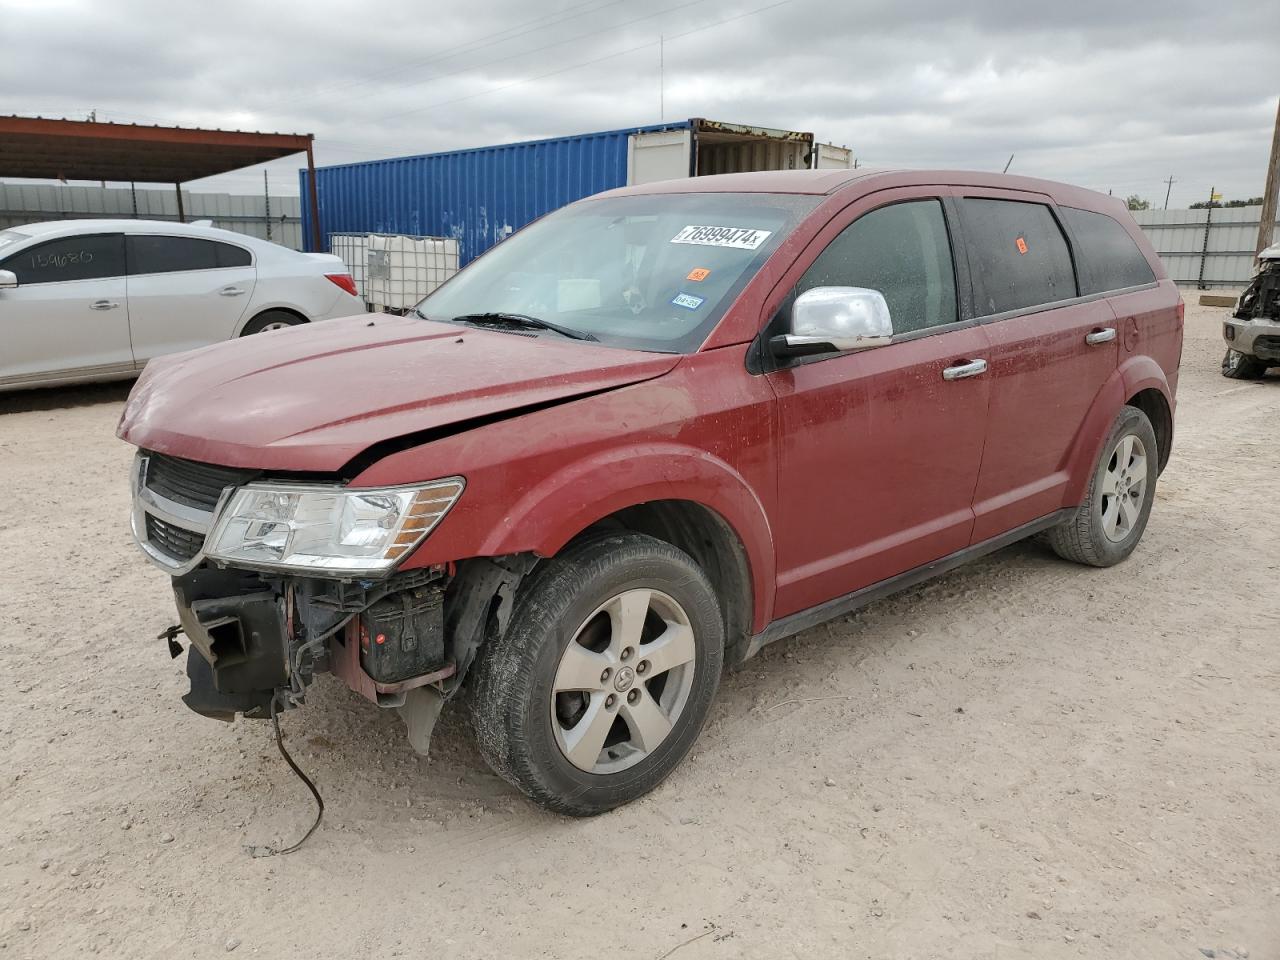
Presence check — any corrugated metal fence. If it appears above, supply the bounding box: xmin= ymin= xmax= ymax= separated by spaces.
xmin=1134 ymin=205 xmax=1278 ymax=289
xmin=0 ymin=182 xmax=303 ymax=249
xmin=8 ymin=181 xmax=1270 ymax=289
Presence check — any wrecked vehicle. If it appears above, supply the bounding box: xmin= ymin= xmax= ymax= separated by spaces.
xmin=120 ymin=169 xmax=1183 ymax=816
xmin=1222 ymin=242 xmax=1280 ymax=379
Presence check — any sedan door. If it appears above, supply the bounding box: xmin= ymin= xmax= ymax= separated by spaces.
xmin=955 ymin=193 xmax=1119 ymax=542
xmin=0 ymin=232 xmax=132 ymax=387
xmin=125 ymin=235 xmax=257 ymax=363
xmin=765 ymin=192 xmax=993 ymax=618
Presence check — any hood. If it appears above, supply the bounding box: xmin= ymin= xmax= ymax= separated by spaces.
xmin=117 ymin=314 xmax=680 ymax=472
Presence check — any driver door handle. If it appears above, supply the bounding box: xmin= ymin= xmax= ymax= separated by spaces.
xmin=90 ymin=300 xmax=120 ymax=311
xmin=1085 ymin=327 xmax=1116 ymax=345
xmin=942 ymin=358 xmax=988 ymax=381
xmin=219 ymin=286 xmax=246 ymax=296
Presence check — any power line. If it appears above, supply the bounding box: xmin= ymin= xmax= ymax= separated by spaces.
xmin=330 ymin=0 xmax=718 ymax=115
xmin=275 ymin=0 xmax=628 ymax=108
xmin=374 ymin=0 xmax=793 ymax=126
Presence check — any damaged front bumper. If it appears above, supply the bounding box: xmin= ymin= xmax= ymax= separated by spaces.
xmin=130 ymin=449 xmax=534 ymax=749
xmin=1223 ymin=315 xmax=1280 ymax=362
xmin=170 ymin=564 xmax=454 ymax=722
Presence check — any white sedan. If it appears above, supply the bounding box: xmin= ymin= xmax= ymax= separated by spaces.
xmin=0 ymin=219 xmax=366 ymax=392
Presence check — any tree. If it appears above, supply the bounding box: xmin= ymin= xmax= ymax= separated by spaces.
xmin=1126 ymin=195 xmax=1151 ymax=211
xmin=1191 ymin=196 xmax=1265 ymax=209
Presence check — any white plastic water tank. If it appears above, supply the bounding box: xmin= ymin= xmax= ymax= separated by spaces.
xmin=365 ymin=234 xmax=460 ymax=311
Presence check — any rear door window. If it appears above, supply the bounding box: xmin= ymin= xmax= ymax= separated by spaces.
xmin=960 ymin=198 xmax=1077 ymax=315
xmin=0 ymin=233 xmax=126 ymax=284
xmin=127 ymin=236 xmax=219 ymax=275
xmin=796 ymin=199 xmax=958 ymax=334
xmin=1059 ymin=206 xmax=1155 ymax=294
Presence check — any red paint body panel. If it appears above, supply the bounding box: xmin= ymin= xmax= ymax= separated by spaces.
xmin=767 ymin=325 xmax=992 ymax=616
xmin=117 ymin=314 xmax=679 ymax=471
xmin=970 ymin=298 xmax=1119 ymax=542
xmin=118 ymin=170 xmax=1184 ymax=638
xmin=354 ymin=346 xmax=781 ymax=632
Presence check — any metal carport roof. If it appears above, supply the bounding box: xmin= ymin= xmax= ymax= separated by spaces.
xmin=0 ymin=115 xmax=321 ymax=248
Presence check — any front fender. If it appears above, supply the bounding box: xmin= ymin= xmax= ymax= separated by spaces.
xmin=474 ymin=443 xmax=778 ymax=631
xmin=1063 ymin=355 xmax=1173 ymax=504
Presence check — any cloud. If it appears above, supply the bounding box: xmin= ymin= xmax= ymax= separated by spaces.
xmin=0 ymin=0 xmax=1274 ymax=206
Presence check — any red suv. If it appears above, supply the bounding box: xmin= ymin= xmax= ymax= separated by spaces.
xmin=119 ymin=169 xmax=1183 ymax=815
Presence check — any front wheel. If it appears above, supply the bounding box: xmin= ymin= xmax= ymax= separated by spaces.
xmin=1048 ymin=405 xmax=1159 ymax=567
xmin=1222 ymin=348 xmax=1268 ymax=380
xmin=469 ymin=533 xmax=724 ymax=816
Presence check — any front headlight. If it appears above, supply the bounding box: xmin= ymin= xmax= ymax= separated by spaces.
xmin=205 ymin=477 xmax=464 ymax=576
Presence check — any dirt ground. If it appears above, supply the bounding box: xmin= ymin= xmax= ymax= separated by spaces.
xmin=1 ymin=302 xmax=1277 ymax=960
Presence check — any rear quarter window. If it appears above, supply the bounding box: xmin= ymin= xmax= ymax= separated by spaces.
xmin=960 ymin=198 xmax=1077 ymax=315
xmin=1059 ymin=206 xmax=1155 ymax=294
xmin=215 ymin=242 xmax=252 ymax=268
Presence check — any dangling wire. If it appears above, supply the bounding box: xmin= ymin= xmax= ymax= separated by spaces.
xmin=245 ymin=692 xmax=324 ymax=858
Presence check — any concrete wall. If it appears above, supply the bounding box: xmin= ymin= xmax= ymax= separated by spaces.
xmin=1134 ymin=205 xmax=1278 ymax=289
xmin=0 ymin=182 xmax=303 ymax=250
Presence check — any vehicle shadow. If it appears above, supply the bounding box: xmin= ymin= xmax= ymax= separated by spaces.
xmin=280 ymin=535 xmax=1064 ymax=824
xmin=0 ymin=380 xmax=134 ymax=415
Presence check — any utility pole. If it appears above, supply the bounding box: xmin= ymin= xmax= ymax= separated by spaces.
xmin=264 ymin=170 xmax=272 ymax=241
xmin=1256 ymin=96 xmax=1280 ymax=257
xmin=659 ymin=34 xmax=664 ymax=123
xmin=1163 ymin=175 xmax=1176 ymax=210
xmin=1198 ymin=185 xmax=1218 ymax=291
xmin=1002 ymin=154 xmax=1014 ymax=173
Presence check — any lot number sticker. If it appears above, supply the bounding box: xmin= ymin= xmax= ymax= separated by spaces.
xmin=671 ymin=225 xmax=772 ymax=250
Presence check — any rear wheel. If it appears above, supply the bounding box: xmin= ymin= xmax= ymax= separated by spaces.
xmin=240 ymin=310 xmax=306 ymax=336
xmin=469 ymin=533 xmax=724 ymax=816
xmin=1048 ymin=405 xmax=1158 ymax=567
xmin=1222 ymin=348 xmax=1267 ymax=379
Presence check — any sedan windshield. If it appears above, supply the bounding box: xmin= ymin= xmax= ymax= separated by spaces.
xmin=415 ymin=192 xmax=819 ymax=353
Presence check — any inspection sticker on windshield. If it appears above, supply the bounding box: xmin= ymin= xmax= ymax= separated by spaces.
xmin=670 ymin=292 xmax=705 ymax=310
xmin=671 ymin=225 xmax=772 ymax=250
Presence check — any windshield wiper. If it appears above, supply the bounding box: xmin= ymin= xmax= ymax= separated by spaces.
xmin=450 ymin=312 xmax=597 ymax=341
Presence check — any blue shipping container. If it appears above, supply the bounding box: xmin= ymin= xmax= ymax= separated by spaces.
xmin=300 ymin=121 xmax=691 ymax=262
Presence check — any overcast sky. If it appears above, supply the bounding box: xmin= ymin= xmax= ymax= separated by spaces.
xmin=2 ymin=0 xmax=1276 ymax=208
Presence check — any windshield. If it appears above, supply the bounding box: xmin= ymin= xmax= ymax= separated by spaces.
xmin=415 ymin=192 xmax=820 ymax=353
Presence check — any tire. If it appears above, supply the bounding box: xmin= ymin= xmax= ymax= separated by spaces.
xmin=1221 ymin=348 xmax=1267 ymax=380
xmin=1048 ymin=405 xmax=1158 ymax=568
xmin=470 ymin=532 xmax=724 ymax=816
xmin=240 ymin=310 xmax=306 ymax=336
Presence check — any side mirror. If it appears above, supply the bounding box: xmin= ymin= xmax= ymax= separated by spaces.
xmin=0 ymin=269 xmax=16 ymax=290
xmin=771 ymin=286 xmax=892 ymax=358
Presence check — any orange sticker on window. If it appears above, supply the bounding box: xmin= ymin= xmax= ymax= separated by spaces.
xmin=1016 ymin=236 xmax=1029 ymax=255
xmin=686 ymin=267 xmax=711 ymax=282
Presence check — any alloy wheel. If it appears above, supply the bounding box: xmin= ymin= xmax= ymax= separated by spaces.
xmin=551 ymin=589 xmax=697 ymax=774
xmin=1100 ymin=433 xmax=1148 ymax=543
